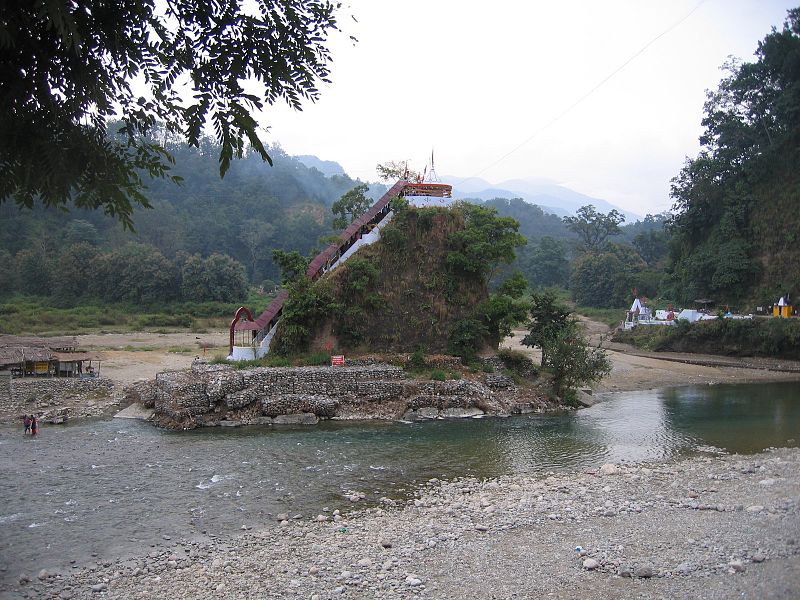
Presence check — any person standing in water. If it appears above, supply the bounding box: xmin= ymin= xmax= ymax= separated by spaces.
xmin=30 ymin=415 xmax=38 ymax=436
xmin=23 ymin=415 xmax=30 ymax=435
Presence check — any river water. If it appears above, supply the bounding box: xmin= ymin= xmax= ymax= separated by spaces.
xmin=1 ymin=381 xmax=798 ymax=583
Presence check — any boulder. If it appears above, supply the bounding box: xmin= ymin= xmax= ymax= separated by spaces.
xmin=440 ymin=407 xmax=484 ymax=418
xmin=273 ymin=413 xmax=319 ymax=425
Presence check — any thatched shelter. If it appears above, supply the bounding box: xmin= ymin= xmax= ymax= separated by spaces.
xmin=0 ymin=336 xmax=102 ymax=377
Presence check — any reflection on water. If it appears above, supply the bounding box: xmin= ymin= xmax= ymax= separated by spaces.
xmin=0 ymin=381 xmax=797 ymax=584
xmin=661 ymin=381 xmax=800 ymax=452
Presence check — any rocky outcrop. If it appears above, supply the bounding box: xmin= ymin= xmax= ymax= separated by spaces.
xmin=127 ymin=362 xmax=551 ymax=430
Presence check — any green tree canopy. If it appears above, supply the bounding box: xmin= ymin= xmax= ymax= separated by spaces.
xmin=447 ymin=204 xmax=527 ymax=282
xmin=570 ymin=252 xmax=632 ymax=308
xmin=562 ymin=205 xmax=625 ymax=253
xmin=272 ymin=249 xmax=309 ymax=286
xmin=521 ymin=290 xmax=571 ymax=367
xmin=332 ymin=184 xmax=371 ymax=230
xmin=0 ymin=0 xmax=343 ymax=228
xmin=666 ymin=8 xmax=800 ymax=304
xmin=181 ymin=253 xmax=248 ymax=302
xmin=633 ymin=229 xmax=669 ymax=266
xmin=523 ymin=236 xmax=569 ymax=287
xmin=94 ymin=243 xmax=179 ymax=303
xmin=51 ymin=242 xmax=100 ymax=302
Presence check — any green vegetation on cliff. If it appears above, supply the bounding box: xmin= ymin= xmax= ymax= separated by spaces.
xmin=271 ymin=202 xmax=528 ymax=358
xmin=614 ymin=318 xmax=800 ymax=361
xmin=665 ymin=9 xmax=800 ymax=305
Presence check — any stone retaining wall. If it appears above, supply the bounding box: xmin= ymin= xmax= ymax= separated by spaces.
xmin=128 ymin=362 xmax=550 ymax=430
xmin=12 ymin=377 xmax=114 ymax=405
xmin=2 ymin=376 xmax=118 ymax=423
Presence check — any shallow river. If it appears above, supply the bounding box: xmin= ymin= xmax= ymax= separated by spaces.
xmin=1 ymin=381 xmax=798 ymax=583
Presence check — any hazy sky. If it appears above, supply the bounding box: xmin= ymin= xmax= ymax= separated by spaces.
xmin=260 ymin=1 xmax=796 ymax=215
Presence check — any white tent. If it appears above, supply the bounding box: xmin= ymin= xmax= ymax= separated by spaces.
xmin=677 ymin=309 xmax=703 ymax=322
xmin=630 ymin=298 xmax=643 ymax=313
xmin=677 ymin=309 xmax=717 ymax=322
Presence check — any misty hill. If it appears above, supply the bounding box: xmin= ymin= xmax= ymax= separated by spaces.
xmin=445 ymin=175 xmax=640 ymax=221
xmin=0 ymin=145 xmax=362 ymax=287
xmin=295 ymin=155 xmax=347 ymax=177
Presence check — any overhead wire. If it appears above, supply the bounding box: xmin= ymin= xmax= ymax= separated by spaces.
xmin=455 ymin=0 xmax=709 ymax=186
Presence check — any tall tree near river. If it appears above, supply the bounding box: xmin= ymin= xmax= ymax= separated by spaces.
xmin=562 ymin=205 xmax=625 ymax=254
xmin=667 ymin=8 xmax=800 ymax=304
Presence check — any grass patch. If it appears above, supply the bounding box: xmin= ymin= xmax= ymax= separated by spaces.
xmin=302 ymin=351 xmax=332 ymax=366
xmin=498 ymin=348 xmax=537 ymax=378
xmin=613 ymin=317 xmax=800 ymax=359
xmin=0 ymin=293 xmax=274 ymax=335
xmin=429 ymin=369 xmax=447 ymax=381
xmin=572 ymin=306 xmax=624 ymax=328
xmin=404 ymin=348 xmax=427 ymax=373
xmin=263 ymin=355 xmax=292 ymax=367
xmin=229 ymin=358 xmax=266 ymax=370
xmin=501 ymin=368 xmax=523 ymax=385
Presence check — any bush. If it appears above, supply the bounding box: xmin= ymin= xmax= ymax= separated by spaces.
xmin=498 ymin=348 xmax=537 ymax=378
xmin=135 ymin=314 xmax=192 ymax=328
xmin=379 ymin=223 xmax=407 ymax=249
xmin=614 ymin=317 xmax=800 ymax=360
xmin=448 ymin=318 xmax=488 ymax=361
xmin=406 ymin=348 xmax=427 ymax=371
xmin=429 ymin=369 xmax=447 ymax=381
xmin=272 ymin=277 xmax=335 ymax=355
xmin=303 ymin=351 xmax=331 ymax=366
xmin=545 ymin=321 xmax=611 ymax=397
xmin=263 ymin=355 xmax=292 ymax=367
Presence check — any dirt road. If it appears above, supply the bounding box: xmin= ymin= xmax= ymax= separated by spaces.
xmin=75 ymin=331 xmax=229 ymax=385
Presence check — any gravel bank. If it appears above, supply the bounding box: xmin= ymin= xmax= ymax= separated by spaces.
xmin=12 ymin=448 xmax=799 ymax=599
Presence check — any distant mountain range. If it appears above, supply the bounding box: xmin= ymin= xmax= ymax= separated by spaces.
xmin=443 ymin=176 xmax=640 ymax=221
xmin=295 ymin=155 xmax=347 ymax=177
xmin=294 ymin=155 xmax=640 ymax=222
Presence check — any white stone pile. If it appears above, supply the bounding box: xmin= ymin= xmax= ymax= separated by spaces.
xmin=19 ymin=448 xmax=799 ymax=599
xmin=124 ymin=363 xmax=548 ymax=430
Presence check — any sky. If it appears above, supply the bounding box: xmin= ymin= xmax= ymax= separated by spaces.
xmin=259 ymin=0 xmax=797 ymax=216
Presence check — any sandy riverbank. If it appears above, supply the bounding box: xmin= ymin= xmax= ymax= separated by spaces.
xmin=79 ymin=322 xmax=800 ymax=392
xmin=3 ymin=322 xmax=798 ymax=426
xmin=13 ymin=447 xmax=799 ymax=599
xmin=75 ymin=331 xmax=230 ymax=385
xmin=502 ymin=318 xmax=800 ymax=394
xmin=3 ymin=327 xmax=799 ymax=598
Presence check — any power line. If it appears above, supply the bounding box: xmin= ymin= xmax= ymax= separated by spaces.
xmin=457 ymin=0 xmax=709 ymax=186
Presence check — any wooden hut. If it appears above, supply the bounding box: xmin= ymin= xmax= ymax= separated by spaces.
xmin=0 ymin=336 xmax=102 ymax=377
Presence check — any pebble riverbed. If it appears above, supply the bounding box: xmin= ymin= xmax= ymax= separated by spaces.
xmin=6 ymin=447 xmax=799 ymax=599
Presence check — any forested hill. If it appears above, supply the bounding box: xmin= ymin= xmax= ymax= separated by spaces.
xmin=0 ymin=143 xmax=361 ymax=287
xmin=665 ymin=9 xmax=800 ymax=305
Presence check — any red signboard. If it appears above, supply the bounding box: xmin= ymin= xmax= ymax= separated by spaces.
xmin=331 ymin=355 xmax=345 ymax=366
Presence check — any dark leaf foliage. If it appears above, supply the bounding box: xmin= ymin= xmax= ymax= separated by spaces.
xmin=666 ymin=8 xmax=800 ymax=304
xmin=0 ymin=0 xmax=341 ymax=228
